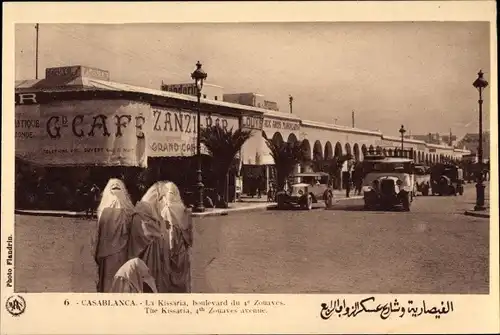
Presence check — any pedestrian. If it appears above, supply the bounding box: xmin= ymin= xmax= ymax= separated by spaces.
xmin=89 ymin=183 xmax=101 ymax=218
xmin=342 ymin=170 xmax=352 ymax=198
xmin=129 ymin=181 xmax=173 ymax=293
xmin=91 ymin=178 xmax=135 ymax=293
xmin=162 ymin=181 xmax=194 ymax=293
xmin=353 ymin=165 xmax=363 ymax=195
xmin=110 ymin=257 xmax=158 ymax=293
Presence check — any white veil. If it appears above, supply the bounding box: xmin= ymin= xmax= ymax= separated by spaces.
xmin=97 ymin=178 xmax=134 ymax=220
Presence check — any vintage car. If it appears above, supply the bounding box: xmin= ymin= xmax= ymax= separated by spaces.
xmin=414 ymin=164 xmax=431 ymax=196
xmin=361 ymin=156 xmax=415 ymax=211
xmin=276 ymin=172 xmax=334 ymax=210
xmin=430 ymin=164 xmax=464 ymax=196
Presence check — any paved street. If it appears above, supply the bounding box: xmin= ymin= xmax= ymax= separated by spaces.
xmin=14 ymin=184 xmax=489 ymax=294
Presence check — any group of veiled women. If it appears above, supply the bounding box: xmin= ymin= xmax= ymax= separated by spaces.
xmin=91 ymin=179 xmax=193 ymax=293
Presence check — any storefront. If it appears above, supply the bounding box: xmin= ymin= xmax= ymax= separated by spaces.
xmin=239 ymin=112 xmax=301 ymax=196
xmin=15 ymin=65 xmax=245 ymax=209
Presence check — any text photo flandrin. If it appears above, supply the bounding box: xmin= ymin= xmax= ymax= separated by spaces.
xmin=12 ymin=21 xmax=490 ymax=298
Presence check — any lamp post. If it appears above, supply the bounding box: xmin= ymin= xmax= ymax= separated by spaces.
xmin=191 ymin=61 xmax=207 ymax=213
xmin=472 ymin=70 xmax=488 ymax=211
xmin=289 ymin=95 xmax=294 ymax=114
xmin=399 ymin=125 xmax=406 ymax=156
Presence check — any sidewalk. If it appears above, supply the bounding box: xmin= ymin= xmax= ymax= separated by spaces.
xmin=463 ymin=183 xmax=491 ymax=219
xmin=464 ymin=199 xmax=491 ymax=219
xmin=15 ymin=191 xmax=363 ymax=219
xmin=194 ymin=190 xmax=363 ymax=217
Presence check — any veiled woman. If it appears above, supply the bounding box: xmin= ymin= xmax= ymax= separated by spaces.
xmin=91 ymin=178 xmax=135 ymax=293
xmin=128 ymin=182 xmax=173 ymax=293
xmin=110 ymin=257 xmax=158 ymax=293
xmin=163 ymin=181 xmax=193 ymax=293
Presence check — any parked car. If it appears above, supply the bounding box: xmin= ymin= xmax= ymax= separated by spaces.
xmin=414 ymin=164 xmax=431 ymax=196
xmin=430 ymin=164 xmax=464 ymax=196
xmin=362 ymin=156 xmax=415 ymax=211
xmin=276 ymin=172 xmax=334 ymax=210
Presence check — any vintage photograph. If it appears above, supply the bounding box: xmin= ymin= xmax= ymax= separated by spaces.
xmin=13 ymin=20 xmax=491 ymax=296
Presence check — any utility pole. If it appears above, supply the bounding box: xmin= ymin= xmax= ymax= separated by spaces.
xmin=351 ymin=110 xmax=355 ymax=128
xmin=35 ymin=23 xmax=39 ymax=79
xmin=289 ymin=95 xmax=293 ymax=114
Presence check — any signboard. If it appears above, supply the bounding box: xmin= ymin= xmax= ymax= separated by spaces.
xmin=45 ymin=66 xmax=110 ymax=81
xmin=15 ymin=100 xmax=149 ymax=167
xmin=149 ymin=106 xmax=240 ymax=157
xmin=263 ymin=117 xmax=300 ymax=132
xmin=240 ymin=115 xmax=264 ymax=131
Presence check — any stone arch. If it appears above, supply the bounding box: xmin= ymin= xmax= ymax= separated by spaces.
xmin=313 ymin=140 xmax=323 ymax=161
xmin=361 ymin=144 xmax=368 ymax=156
xmin=368 ymin=145 xmax=375 ymax=154
xmin=388 ymin=148 xmax=393 ymax=156
xmin=287 ymin=133 xmax=298 ymax=144
xmin=334 ymin=142 xmax=343 ymax=157
xmin=382 ymin=148 xmax=387 ymax=156
xmin=301 ymin=139 xmax=312 ymax=161
xmin=345 ymin=143 xmax=352 ymax=157
xmin=272 ymin=132 xmax=284 ymax=146
xmin=425 ymin=153 xmax=429 ymax=164
xmin=376 ymin=146 xmax=382 ymax=154
xmin=353 ymin=143 xmax=360 ymax=161
xmin=324 ymin=141 xmax=333 ymax=160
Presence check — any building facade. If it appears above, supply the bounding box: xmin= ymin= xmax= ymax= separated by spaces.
xmin=160 ymin=82 xmax=224 ymax=101
xmin=15 ymin=65 xmax=471 ymax=197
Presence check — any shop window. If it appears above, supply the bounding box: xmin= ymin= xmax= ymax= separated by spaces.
xmin=203 ymin=94 xmax=207 ymax=99
xmin=214 ymin=96 xmax=218 ymax=100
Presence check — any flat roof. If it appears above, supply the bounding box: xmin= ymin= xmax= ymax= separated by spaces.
xmin=292 ymin=172 xmax=330 ymax=177
xmin=363 ymin=157 xmax=413 ymax=163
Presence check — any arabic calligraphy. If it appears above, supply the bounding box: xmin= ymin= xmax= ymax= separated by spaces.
xmin=320 ymin=297 xmax=454 ymax=320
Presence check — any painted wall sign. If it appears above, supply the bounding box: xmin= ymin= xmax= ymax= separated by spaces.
xmin=45 ymin=66 xmax=110 ymax=81
xmin=15 ymin=100 xmax=148 ymax=167
xmin=149 ymin=106 xmax=239 ymax=157
xmin=263 ymin=118 xmax=300 ymax=132
xmin=240 ymin=115 xmax=264 ymax=131
xmin=15 ymin=93 xmax=40 ymax=105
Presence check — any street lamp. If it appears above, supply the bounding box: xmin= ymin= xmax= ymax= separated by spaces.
xmin=399 ymin=125 xmax=406 ymax=156
xmin=472 ymin=69 xmax=488 ymax=211
xmin=289 ymin=95 xmax=294 ymax=114
xmin=191 ymin=61 xmax=208 ymax=213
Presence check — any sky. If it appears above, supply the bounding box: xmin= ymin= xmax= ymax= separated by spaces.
xmin=15 ymin=22 xmax=491 ymax=139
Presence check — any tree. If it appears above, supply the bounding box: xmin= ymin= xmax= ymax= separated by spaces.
xmin=323 ymin=154 xmax=353 ymax=189
xmin=200 ymin=125 xmax=253 ymax=206
xmin=263 ymin=134 xmax=307 ymax=191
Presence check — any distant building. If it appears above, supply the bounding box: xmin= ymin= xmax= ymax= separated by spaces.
xmin=407 ymin=133 xmax=457 ymax=146
xmin=456 ymin=132 xmax=490 ymax=161
xmin=223 ymin=92 xmax=279 ymax=111
xmin=160 ymin=82 xmax=224 ymax=101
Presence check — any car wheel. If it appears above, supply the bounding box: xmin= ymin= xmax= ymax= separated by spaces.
xmin=306 ymin=194 xmax=313 ymax=210
xmin=402 ymin=193 xmax=411 ymax=211
xmin=451 ymin=186 xmax=456 ymax=196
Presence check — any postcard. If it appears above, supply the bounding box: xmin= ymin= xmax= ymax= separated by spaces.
xmin=2 ymin=1 xmax=498 ymax=334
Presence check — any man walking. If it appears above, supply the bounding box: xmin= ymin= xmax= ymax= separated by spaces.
xmin=342 ymin=170 xmax=352 ymax=198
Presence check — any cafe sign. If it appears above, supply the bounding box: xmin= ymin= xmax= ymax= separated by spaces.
xmin=240 ymin=115 xmax=264 ymax=131
xmin=15 ymin=99 xmax=149 ymax=167
xmin=263 ymin=117 xmax=300 ymax=132
xmin=149 ymin=106 xmax=240 ymax=157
